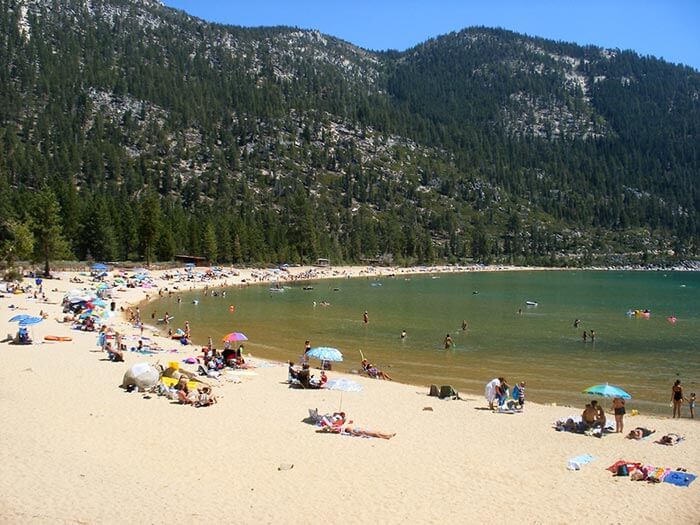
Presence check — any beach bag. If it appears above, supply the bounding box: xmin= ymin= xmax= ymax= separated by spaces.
xmin=616 ymin=464 xmax=629 ymax=477
xmin=428 ymin=384 xmax=439 ymax=397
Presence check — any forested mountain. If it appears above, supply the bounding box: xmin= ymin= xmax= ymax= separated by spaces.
xmin=1 ymin=0 xmax=698 ymax=270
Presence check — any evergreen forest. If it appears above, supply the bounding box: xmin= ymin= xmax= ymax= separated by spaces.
xmin=1 ymin=0 xmax=698 ymax=272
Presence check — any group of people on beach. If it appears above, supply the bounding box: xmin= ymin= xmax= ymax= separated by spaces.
xmin=485 ymin=377 xmax=525 ymax=411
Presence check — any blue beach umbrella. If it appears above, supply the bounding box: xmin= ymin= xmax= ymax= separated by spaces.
xmin=306 ymin=347 xmax=343 ymax=362
xmin=91 ymin=263 xmax=109 ymax=271
xmin=19 ymin=316 xmax=43 ymax=326
xmin=9 ymin=314 xmax=32 ymax=322
xmin=583 ymin=383 xmax=631 ymax=399
xmin=325 ymin=378 xmax=362 ymax=392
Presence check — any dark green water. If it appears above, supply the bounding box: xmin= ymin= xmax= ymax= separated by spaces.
xmin=143 ymin=271 xmax=700 ymax=415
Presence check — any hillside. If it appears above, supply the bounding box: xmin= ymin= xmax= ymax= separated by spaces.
xmin=0 ymin=0 xmax=698 ymax=268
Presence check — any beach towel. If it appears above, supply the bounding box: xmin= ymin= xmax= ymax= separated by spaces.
xmin=567 ymin=454 xmax=596 ymax=471
xmin=663 ymin=471 xmax=697 ymax=488
xmin=645 ymin=466 xmax=671 ymax=483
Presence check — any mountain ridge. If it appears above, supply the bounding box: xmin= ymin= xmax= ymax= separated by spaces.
xmin=0 ymin=0 xmax=698 ymax=269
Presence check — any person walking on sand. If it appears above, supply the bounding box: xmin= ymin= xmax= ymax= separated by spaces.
xmin=612 ymin=397 xmax=626 ymax=433
xmin=671 ymin=379 xmax=683 ymax=418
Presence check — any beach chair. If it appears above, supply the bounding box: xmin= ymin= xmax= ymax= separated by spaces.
xmin=439 ymin=385 xmax=460 ymax=400
xmin=428 ymin=384 xmax=439 ymax=397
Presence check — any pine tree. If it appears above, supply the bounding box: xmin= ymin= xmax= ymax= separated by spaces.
xmin=29 ymin=186 xmax=70 ymax=276
xmin=139 ymin=192 xmax=161 ymax=265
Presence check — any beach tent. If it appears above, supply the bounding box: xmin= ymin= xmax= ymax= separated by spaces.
xmin=121 ymin=363 xmax=160 ymax=391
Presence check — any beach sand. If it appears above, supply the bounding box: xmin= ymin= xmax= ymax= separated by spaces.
xmin=0 ymin=266 xmax=698 ymax=524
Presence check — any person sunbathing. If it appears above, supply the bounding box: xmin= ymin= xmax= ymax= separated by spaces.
xmin=627 ymin=427 xmax=655 ymax=440
xmin=342 ymin=425 xmax=396 ymax=440
xmin=361 ymin=359 xmax=393 ymax=380
xmin=656 ymin=433 xmax=682 ymax=445
xmin=317 ymin=423 xmax=395 ymax=439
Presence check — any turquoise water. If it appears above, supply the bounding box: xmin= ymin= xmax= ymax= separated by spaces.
xmin=143 ymin=271 xmax=700 ymax=415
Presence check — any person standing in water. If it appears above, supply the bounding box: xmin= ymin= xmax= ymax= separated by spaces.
xmin=400 ymin=329 xmax=407 ymax=339
xmin=443 ymin=334 xmax=453 ymax=349
xmin=462 ymin=320 xmax=468 ymax=331
xmin=363 ymin=311 xmax=369 ymax=324
xmin=582 ymin=330 xmax=588 ymax=343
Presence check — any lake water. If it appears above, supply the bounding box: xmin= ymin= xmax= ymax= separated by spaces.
xmin=143 ymin=271 xmax=700 ymax=415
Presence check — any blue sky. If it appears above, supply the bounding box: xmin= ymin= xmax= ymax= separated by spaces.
xmin=162 ymin=1 xmax=700 ymax=71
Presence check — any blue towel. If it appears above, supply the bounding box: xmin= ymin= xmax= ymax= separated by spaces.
xmin=570 ymin=454 xmax=595 ymax=465
xmin=663 ymin=471 xmax=696 ymax=487
xmin=567 ymin=454 xmax=596 ymax=470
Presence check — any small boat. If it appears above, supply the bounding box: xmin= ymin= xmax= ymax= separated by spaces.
xmin=192 ymin=300 xmax=199 ymax=305
xmin=269 ymin=287 xmax=285 ymax=293
xmin=370 ymin=282 xmax=382 ymax=287
xmin=472 ymin=291 xmax=479 ymax=295
xmin=302 ymin=286 xmax=314 ymax=291
xmin=525 ymin=301 xmax=538 ymax=307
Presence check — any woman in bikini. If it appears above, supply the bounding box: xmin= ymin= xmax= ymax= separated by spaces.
xmin=671 ymin=380 xmax=683 ymax=419
xmin=612 ymin=397 xmax=626 ymax=433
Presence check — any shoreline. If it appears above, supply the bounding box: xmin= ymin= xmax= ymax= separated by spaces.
xmin=135 ymin=265 xmax=696 ymax=416
xmin=1 ymin=265 xmax=698 ymax=523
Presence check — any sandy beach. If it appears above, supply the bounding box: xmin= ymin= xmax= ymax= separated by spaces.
xmin=0 ymin=265 xmax=698 ymax=524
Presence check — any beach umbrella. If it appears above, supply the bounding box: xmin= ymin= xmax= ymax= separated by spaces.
xmin=325 ymin=378 xmax=362 ymax=392
xmin=19 ymin=316 xmax=43 ymax=326
xmin=91 ymin=263 xmax=109 ymax=271
xmin=222 ymin=332 xmax=248 ymax=342
xmin=306 ymin=346 xmax=343 ymax=362
xmin=583 ymin=383 xmax=631 ymax=399
xmin=9 ymin=314 xmax=32 ymax=322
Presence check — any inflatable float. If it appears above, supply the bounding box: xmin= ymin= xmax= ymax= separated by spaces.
xmin=626 ymin=309 xmax=651 ymax=318
xmin=44 ymin=335 xmax=72 ymax=342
